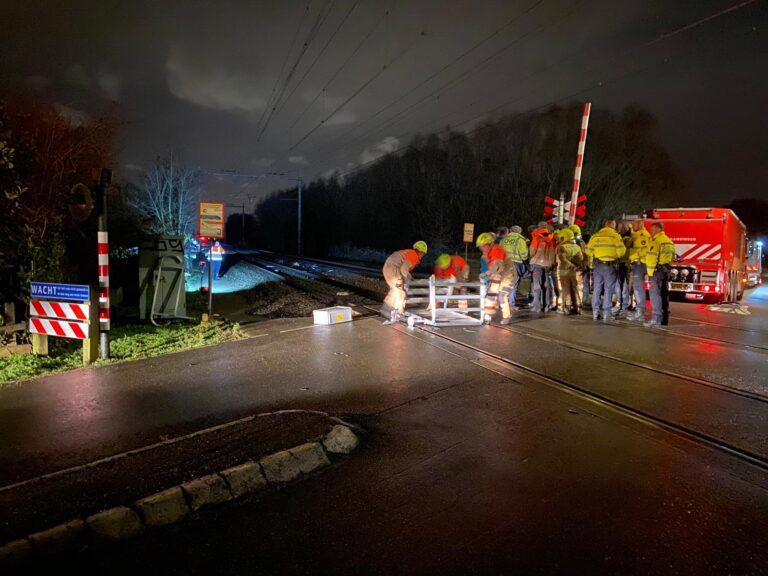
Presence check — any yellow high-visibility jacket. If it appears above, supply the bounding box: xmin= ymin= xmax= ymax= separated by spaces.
xmin=586 ymin=227 xmax=626 ymax=263
xmin=646 ymin=231 xmax=676 ymax=277
xmin=629 ymin=227 xmax=651 ymax=264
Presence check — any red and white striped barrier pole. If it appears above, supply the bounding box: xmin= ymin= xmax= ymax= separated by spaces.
xmin=97 ymin=232 xmax=109 ymax=340
xmin=97 ymin=231 xmax=110 ymax=335
xmin=568 ymin=102 xmax=591 ymax=224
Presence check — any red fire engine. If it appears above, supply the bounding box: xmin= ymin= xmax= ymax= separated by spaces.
xmin=644 ymin=207 xmax=747 ymax=303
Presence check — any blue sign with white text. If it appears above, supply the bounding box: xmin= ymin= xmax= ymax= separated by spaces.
xmin=30 ymin=282 xmax=90 ymax=302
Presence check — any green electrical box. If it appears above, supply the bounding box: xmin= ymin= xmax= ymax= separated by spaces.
xmin=138 ymin=236 xmax=187 ymax=322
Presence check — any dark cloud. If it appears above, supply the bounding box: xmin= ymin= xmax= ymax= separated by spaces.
xmin=1 ymin=0 xmax=766 ymax=205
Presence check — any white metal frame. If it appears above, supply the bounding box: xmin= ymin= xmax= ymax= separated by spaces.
xmin=403 ymin=275 xmax=487 ymax=327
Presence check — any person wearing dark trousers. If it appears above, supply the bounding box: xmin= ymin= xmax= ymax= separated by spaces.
xmin=644 ymin=222 xmax=676 ymax=328
xmin=585 ymin=220 xmax=626 ymax=322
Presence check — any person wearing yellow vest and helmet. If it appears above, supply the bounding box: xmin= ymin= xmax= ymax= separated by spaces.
xmin=555 ymin=228 xmax=584 ymax=314
xmin=643 ymin=222 xmax=676 ymax=328
xmin=476 ymin=232 xmax=516 ymax=324
xmin=611 ymin=222 xmax=633 ymax=317
xmin=382 ymin=241 xmax=428 ymax=322
xmin=626 ymin=219 xmax=652 ymax=322
xmin=500 ymin=225 xmax=529 ymax=310
xmin=585 ymin=220 xmax=626 ymax=322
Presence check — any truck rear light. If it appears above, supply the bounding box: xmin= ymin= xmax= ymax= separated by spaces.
xmin=703 ymin=285 xmax=711 ymax=292
xmin=715 ymin=286 xmax=721 ymax=293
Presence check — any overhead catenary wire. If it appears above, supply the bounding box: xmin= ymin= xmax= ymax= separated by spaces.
xmin=254 ymin=2 xmax=312 ymax=138
xmin=334 ymin=0 xmax=760 ymax=177
xmin=287 ymin=3 xmax=438 ymax=151
xmin=336 ymin=0 xmax=586 ymax=152
xmin=279 ymin=0 xmax=363 ymax=114
xmin=328 ymin=0 xmax=547 ymax=148
xmin=256 ymin=0 xmax=337 ymax=142
xmin=335 ymin=8 xmax=760 ymax=180
xmin=288 ymin=0 xmax=398 ymax=133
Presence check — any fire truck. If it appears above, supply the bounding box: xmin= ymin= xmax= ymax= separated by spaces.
xmin=644 ymin=207 xmax=747 ymax=303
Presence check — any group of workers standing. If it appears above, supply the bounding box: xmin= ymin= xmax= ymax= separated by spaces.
xmin=381 ymin=219 xmax=676 ymax=328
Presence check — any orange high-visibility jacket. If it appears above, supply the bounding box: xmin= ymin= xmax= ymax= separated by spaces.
xmin=434 ymin=255 xmax=469 ymax=280
xmin=486 ymin=245 xmax=513 ymax=281
xmin=210 ymin=245 xmax=225 ymax=261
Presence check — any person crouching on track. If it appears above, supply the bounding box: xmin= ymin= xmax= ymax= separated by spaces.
xmin=382 ymin=241 xmax=428 ymax=321
xmin=434 ymin=253 xmax=470 ymax=311
xmin=556 ymin=228 xmax=584 ymax=315
xmin=476 ymin=232 xmax=515 ymax=325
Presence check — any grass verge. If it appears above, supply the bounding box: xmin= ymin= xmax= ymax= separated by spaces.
xmin=0 ymin=321 xmax=245 ymax=385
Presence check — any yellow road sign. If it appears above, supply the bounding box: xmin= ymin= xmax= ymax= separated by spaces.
xmin=199 ymin=202 xmax=225 ymax=238
xmin=463 ymin=222 xmax=474 ymax=243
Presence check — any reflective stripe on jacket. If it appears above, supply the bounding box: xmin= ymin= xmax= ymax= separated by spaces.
xmin=501 ymin=232 xmax=528 ymax=263
xmin=629 ymin=228 xmax=651 ymax=263
xmin=211 ymin=246 xmax=225 ymax=261
xmin=529 ymin=228 xmax=557 ymax=267
xmin=586 ymin=227 xmax=626 ymax=263
xmin=487 ymin=245 xmax=513 ymax=281
xmin=646 ymin=232 xmax=675 ymax=276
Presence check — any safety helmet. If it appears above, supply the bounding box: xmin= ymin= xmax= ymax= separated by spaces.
xmin=413 ymin=240 xmax=428 ymax=254
xmin=568 ymin=224 xmax=581 ymax=236
xmin=560 ymin=229 xmax=574 ymax=242
xmin=436 ymin=254 xmax=451 ymax=269
xmin=475 ymin=232 xmax=495 ymax=247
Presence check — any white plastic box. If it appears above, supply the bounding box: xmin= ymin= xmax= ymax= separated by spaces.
xmin=313 ymin=306 xmax=353 ymax=325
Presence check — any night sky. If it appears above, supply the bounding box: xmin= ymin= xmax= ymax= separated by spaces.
xmin=2 ymin=0 xmax=767 ymax=207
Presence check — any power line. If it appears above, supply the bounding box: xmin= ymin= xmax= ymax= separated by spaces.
xmin=287 ymin=11 xmax=435 ymax=151
xmin=337 ymin=0 xmax=584 ymax=153
xmin=254 ymin=2 xmax=312 ymax=138
xmin=329 ymin=0 xmax=546 ymax=147
xmin=256 ymin=1 xmax=337 ymax=142
xmin=279 ymin=0 xmax=363 ymax=113
xmin=288 ymin=0 xmax=397 ymax=133
xmin=335 ymin=2 xmax=759 ymax=179
xmin=345 ymin=0 xmax=758 ymax=161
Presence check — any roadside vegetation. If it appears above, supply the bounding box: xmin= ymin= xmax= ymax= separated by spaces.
xmin=0 ymin=321 xmax=244 ymax=385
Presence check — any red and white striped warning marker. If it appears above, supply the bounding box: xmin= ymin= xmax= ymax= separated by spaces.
xmin=98 ymin=231 xmax=111 ymax=331
xmin=30 ymin=300 xmax=89 ymax=321
xmin=30 ymin=317 xmax=89 ymax=340
xmin=568 ymin=102 xmax=591 ymax=225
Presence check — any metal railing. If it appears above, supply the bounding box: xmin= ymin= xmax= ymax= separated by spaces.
xmin=403 ymin=276 xmax=487 ymax=327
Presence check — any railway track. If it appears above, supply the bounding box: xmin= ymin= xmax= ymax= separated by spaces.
xmin=242 ymin=253 xmax=768 ymax=469
xmin=393 ymin=317 xmax=768 ymax=472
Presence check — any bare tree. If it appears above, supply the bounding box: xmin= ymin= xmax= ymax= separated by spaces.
xmin=128 ymin=155 xmax=200 ymax=238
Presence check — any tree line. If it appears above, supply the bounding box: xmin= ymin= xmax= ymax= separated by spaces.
xmin=250 ymin=103 xmax=690 ymax=258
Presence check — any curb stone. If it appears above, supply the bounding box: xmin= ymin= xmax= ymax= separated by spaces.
xmin=136 ymin=486 xmax=190 ymax=527
xmin=323 ymin=424 xmax=360 ymax=454
xmin=289 ymin=442 xmax=330 ymax=474
xmin=0 ymin=424 xmax=361 ymax=568
xmin=219 ymin=463 xmax=267 ymax=498
xmin=259 ymin=450 xmax=302 ymax=484
xmin=0 ymin=539 xmax=31 ymax=567
xmin=182 ymin=473 xmax=233 ymax=511
xmin=86 ymin=506 xmax=144 ymax=542
xmin=28 ymin=519 xmax=88 ymax=556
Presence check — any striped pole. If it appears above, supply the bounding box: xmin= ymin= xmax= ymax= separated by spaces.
xmin=568 ymin=102 xmax=591 ymax=224
xmin=97 ymin=231 xmax=110 ymax=333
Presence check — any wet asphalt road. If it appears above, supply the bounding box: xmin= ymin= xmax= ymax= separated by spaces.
xmin=3 ymin=286 xmax=768 ymax=574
